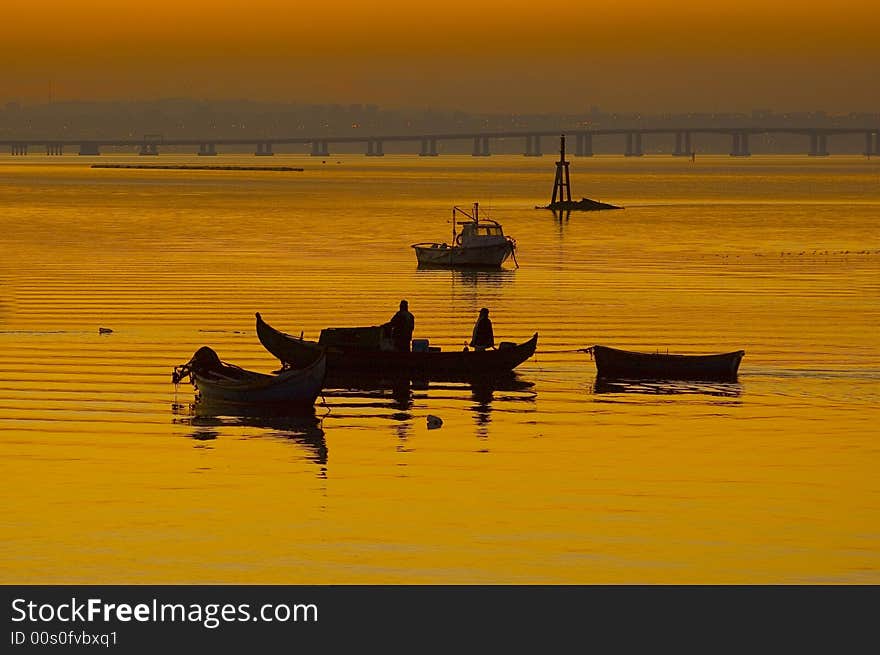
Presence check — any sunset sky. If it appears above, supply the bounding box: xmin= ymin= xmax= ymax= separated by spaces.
xmin=2 ymin=0 xmax=877 ymax=112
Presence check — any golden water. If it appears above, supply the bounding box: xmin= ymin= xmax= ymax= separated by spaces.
xmin=1 ymin=155 xmax=878 ymax=583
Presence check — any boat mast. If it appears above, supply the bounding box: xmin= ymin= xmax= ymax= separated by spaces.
xmin=474 ymin=201 xmax=479 ymax=224
xmin=452 ymin=207 xmax=456 ymax=244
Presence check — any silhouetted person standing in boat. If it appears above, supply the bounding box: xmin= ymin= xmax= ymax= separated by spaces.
xmin=389 ymin=300 xmax=415 ymax=352
xmin=470 ymin=308 xmax=494 ymax=351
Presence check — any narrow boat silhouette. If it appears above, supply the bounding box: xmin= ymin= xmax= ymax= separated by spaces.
xmin=584 ymin=345 xmax=745 ymax=381
xmin=256 ymin=312 xmax=537 ymax=381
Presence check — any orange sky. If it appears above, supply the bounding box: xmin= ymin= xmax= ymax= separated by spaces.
xmin=1 ymin=0 xmax=878 ymax=111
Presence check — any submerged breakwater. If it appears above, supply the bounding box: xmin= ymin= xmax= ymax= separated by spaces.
xmin=91 ymin=164 xmax=304 ymax=171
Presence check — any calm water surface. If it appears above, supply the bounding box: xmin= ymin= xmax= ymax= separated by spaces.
xmin=1 ymin=155 xmax=878 ymax=582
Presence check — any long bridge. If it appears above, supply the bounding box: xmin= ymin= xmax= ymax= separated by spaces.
xmin=2 ymin=127 xmax=879 ymax=157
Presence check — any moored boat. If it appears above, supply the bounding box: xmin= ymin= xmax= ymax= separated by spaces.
xmin=585 ymin=345 xmax=745 ymax=381
xmin=412 ymin=203 xmax=517 ymax=268
xmin=255 ymin=312 xmax=537 ymax=380
xmin=173 ymin=345 xmax=326 ymax=405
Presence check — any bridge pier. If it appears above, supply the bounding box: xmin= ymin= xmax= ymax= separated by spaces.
xmin=730 ymin=132 xmax=751 ymax=156
xmin=472 ymin=136 xmax=489 ymax=156
xmin=419 ymin=137 xmax=438 ymax=156
xmin=524 ymin=135 xmax=542 ymax=156
xmin=11 ymin=143 xmax=27 ymax=155
xmin=46 ymin=143 xmax=63 ymax=155
xmin=808 ymin=132 xmax=828 ymax=156
xmin=79 ymin=143 xmax=100 ymax=156
xmin=625 ymin=132 xmax=643 ymax=156
xmin=310 ymin=140 xmax=330 ymax=157
xmin=198 ymin=143 xmax=217 ymax=156
xmin=575 ymin=133 xmax=593 ymax=156
xmin=867 ymin=131 xmax=880 ymax=157
xmin=255 ymin=142 xmax=274 ymax=156
xmin=673 ymin=131 xmax=692 ymax=156
xmin=366 ymin=139 xmax=384 ymax=156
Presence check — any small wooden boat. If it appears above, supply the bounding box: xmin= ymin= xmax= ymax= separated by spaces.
xmin=173 ymin=345 xmax=326 ymax=405
xmin=256 ymin=312 xmax=537 ymax=380
xmin=585 ymin=345 xmax=745 ymax=381
xmin=411 ymin=203 xmax=517 ymax=268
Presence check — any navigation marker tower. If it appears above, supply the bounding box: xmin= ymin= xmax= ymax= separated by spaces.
xmin=551 ymin=134 xmax=572 ymax=205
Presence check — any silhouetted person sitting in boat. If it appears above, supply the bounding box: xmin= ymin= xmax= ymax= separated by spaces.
xmin=470 ymin=308 xmax=494 ymax=351
xmin=388 ymin=299 xmax=415 ymax=352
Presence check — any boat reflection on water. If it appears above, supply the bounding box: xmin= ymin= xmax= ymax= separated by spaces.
xmin=319 ymin=376 xmax=419 ymax=440
xmin=322 ymin=373 xmax=536 ymax=439
xmin=455 ymin=269 xmax=516 ymax=288
xmin=171 ymin=373 xmax=537 ymax=450
xmin=172 ymin=401 xmax=328 ymax=465
xmin=415 ymin=266 xmax=517 ymax=288
xmin=592 ymin=377 xmax=743 ymax=398
xmin=467 ymin=375 xmax=536 ymax=438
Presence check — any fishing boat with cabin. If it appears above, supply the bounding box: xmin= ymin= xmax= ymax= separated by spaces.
xmin=411 ymin=202 xmax=518 ymax=268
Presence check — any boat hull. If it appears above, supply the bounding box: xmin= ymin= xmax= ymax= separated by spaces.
xmin=256 ymin=313 xmax=537 ymax=381
xmin=413 ymin=242 xmax=513 ymax=268
xmin=192 ymin=354 xmax=326 ymax=405
xmin=590 ymin=345 xmax=745 ymax=381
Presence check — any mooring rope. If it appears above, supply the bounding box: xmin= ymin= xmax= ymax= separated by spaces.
xmin=320 ymin=393 xmax=332 ymax=418
xmin=537 ymin=347 xmax=593 ymax=355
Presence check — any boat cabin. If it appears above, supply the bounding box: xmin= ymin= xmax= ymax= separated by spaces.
xmin=319 ymin=324 xmax=396 ymax=351
xmin=456 ymin=219 xmax=507 ymax=247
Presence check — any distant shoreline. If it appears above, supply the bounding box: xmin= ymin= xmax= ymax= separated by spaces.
xmin=91 ymin=164 xmax=304 ymax=172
